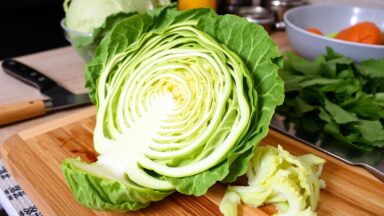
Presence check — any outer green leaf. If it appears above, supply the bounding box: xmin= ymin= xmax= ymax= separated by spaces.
xmin=72 ymin=12 xmax=137 ymax=49
xmin=85 ymin=14 xmax=153 ymax=102
xmin=152 ymin=7 xmax=215 ymax=30
xmin=62 ymin=159 xmax=172 ymax=211
xmin=166 ymin=161 xmax=229 ymax=196
xmin=196 ymin=13 xmax=284 ymax=182
xmin=197 ymin=14 xmax=284 ymax=135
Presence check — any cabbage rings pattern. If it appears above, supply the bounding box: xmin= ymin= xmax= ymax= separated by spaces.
xmin=93 ymin=21 xmax=256 ymax=190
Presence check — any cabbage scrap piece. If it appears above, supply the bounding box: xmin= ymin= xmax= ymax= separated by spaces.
xmin=220 ymin=145 xmax=325 ymax=216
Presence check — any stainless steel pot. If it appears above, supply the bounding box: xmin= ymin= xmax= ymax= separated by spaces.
xmin=222 ymin=0 xmax=307 ymax=33
xmin=266 ymin=0 xmax=307 ymax=22
xmin=234 ymin=6 xmax=276 ymax=32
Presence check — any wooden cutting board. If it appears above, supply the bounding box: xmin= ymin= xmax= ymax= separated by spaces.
xmin=1 ymin=107 xmax=383 ymax=216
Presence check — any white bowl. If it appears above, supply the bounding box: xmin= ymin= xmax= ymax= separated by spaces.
xmin=284 ymin=5 xmax=384 ymax=61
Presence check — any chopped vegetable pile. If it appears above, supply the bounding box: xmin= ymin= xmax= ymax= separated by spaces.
xmin=278 ymin=48 xmax=384 ymax=151
xmin=220 ymin=145 xmax=326 ymax=216
xmin=62 ymin=6 xmax=284 ymax=212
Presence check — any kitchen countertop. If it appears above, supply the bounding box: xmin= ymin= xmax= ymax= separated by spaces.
xmin=0 ymin=47 xmax=91 ymax=146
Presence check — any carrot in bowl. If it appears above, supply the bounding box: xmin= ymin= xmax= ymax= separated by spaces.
xmin=306 ymin=27 xmax=323 ymax=35
xmin=335 ymin=22 xmax=382 ymax=45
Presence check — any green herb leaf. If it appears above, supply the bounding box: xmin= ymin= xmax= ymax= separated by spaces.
xmin=279 ymin=48 xmax=384 ymax=151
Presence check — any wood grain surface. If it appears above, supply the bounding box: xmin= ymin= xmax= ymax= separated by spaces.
xmin=1 ymin=107 xmax=383 ymax=216
xmin=0 ymin=99 xmax=47 ymax=126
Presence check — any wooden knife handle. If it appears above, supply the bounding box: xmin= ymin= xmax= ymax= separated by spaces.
xmin=0 ymin=100 xmax=48 ymax=126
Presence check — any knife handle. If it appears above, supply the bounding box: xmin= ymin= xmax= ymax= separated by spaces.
xmin=2 ymin=59 xmax=57 ymax=92
xmin=0 ymin=100 xmax=50 ymax=126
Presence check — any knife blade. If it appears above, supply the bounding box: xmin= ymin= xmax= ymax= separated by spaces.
xmin=0 ymin=59 xmax=92 ymax=126
xmin=270 ymin=114 xmax=384 ymax=182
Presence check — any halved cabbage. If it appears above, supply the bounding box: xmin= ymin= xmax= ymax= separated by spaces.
xmin=62 ymin=7 xmax=284 ymax=211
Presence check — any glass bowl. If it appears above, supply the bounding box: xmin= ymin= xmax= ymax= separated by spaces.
xmin=60 ymin=19 xmax=96 ymax=61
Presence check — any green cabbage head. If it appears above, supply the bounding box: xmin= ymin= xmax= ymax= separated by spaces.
xmin=62 ymin=7 xmax=284 ymax=212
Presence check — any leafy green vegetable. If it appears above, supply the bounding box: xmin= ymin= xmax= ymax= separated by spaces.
xmin=278 ymin=48 xmax=384 ymax=151
xmin=357 ymin=59 xmax=384 ymax=78
xmin=62 ymin=7 xmax=284 ymax=211
xmin=219 ymin=145 xmax=326 ymax=216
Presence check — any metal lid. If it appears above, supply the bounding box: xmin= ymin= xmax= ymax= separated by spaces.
xmin=267 ymin=0 xmax=306 ymax=7
xmin=234 ymin=6 xmax=276 ymax=24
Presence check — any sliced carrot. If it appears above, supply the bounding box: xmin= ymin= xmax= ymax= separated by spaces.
xmin=307 ymin=27 xmax=323 ymax=35
xmin=335 ymin=22 xmax=382 ymax=45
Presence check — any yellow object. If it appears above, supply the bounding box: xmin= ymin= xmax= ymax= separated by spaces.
xmin=178 ymin=0 xmax=217 ymax=10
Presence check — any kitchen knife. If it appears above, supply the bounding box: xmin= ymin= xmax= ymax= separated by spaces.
xmin=270 ymin=114 xmax=384 ymax=183
xmin=0 ymin=59 xmax=92 ymax=126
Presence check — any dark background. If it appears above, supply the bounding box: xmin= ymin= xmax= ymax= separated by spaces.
xmin=0 ymin=0 xmax=234 ymax=60
xmin=0 ymin=0 xmax=69 ymax=59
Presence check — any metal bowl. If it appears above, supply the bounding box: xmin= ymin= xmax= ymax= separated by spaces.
xmin=284 ymin=5 xmax=384 ymax=61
